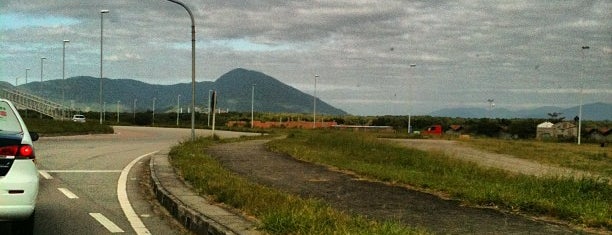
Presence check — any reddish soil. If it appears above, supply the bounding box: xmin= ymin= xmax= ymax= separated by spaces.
xmin=207 ymin=139 xmax=581 ymax=234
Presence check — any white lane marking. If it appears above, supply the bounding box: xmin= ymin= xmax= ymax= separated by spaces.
xmin=117 ymin=151 xmax=157 ymax=235
xmin=38 ymin=170 xmax=53 ymax=179
xmin=44 ymin=170 xmax=122 ymax=173
xmin=57 ymin=188 xmax=79 ymax=199
xmin=89 ymin=213 xmax=125 ymax=233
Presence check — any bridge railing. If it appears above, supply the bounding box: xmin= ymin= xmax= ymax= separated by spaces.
xmin=0 ymin=86 xmax=69 ymax=120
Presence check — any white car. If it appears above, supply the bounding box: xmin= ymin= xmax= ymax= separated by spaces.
xmin=71 ymin=114 xmax=86 ymax=123
xmin=0 ymin=98 xmax=39 ymax=234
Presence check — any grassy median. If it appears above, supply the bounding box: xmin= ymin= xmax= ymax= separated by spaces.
xmin=23 ymin=118 xmax=114 ymax=136
xmin=266 ymin=130 xmax=611 ymax=230
xmin=169 ymin=136 xmax=426 ymax=235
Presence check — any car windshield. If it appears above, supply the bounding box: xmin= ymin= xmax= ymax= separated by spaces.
xmin=0 ymin=101 xmax=22 ymax=133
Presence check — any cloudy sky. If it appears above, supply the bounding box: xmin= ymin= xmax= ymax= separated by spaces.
xmin=1 ymin=0 xmax=610 ymax=115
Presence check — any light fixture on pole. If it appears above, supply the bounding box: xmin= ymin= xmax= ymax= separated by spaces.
xmin=313 ymin=75 xmax=318 ymax=128
xmin=99 ymin=9 xmax=109 ymax=124
xmin=577 ymin=46 xmax=589 ymax=145
xmin=251 ymin=84 xmax=255 ymax=128
xmin=165 ymin=0 xmax=196 ymax=141
xmin=62 ymin=39 xmax=70 ymax=120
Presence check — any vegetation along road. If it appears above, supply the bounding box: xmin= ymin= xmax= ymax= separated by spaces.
xmin=207 ymin=137 xmax=591 ymax=234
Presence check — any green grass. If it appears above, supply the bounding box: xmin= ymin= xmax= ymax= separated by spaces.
xmin=461 ymin=138 xmax=612 ymax=177
xmin=169 ymin=136 xmax=427 ymax=235
xmin=23 ymin=118 xmax=114 ymax=136
xmin=266 ymin=130 xmax=612 ymax=230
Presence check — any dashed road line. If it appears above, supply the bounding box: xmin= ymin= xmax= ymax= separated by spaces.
xmin=89 ymin=213 xmax=125 ymax=233
xmin=38 ymin=170 xmax=53 ymax=179
xmin=57 ymin=188 xmax=79 ymax=199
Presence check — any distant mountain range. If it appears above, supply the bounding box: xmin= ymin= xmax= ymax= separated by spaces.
xmin=428 ymin=102 xmax=611 ymax=121
xmin=3 ymin=68 xmax=609 ymax=120
xmin=10 ymin=68 xmax=347 ymax=115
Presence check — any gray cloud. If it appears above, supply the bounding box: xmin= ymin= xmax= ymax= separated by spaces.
xmin=1 ymin=0 xmax=610 ymax=115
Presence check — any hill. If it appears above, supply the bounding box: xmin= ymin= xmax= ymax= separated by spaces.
xmin=429 ymin=102 xmax=612 ymax=121
xmin=15 ymin=68 xmax=347 ymax=115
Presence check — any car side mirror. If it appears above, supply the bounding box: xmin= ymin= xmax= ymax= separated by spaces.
xmin=30 ymin=132 xmax=39 ymax=142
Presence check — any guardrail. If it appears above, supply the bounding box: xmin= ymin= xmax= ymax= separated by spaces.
xmin=0 ymin=86 xmax=69 ymax=120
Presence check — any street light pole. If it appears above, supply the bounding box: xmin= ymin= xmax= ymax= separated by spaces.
xmin=177 ymin=94 xmax=181 ymax=126
xmin=116 ymin=100 xmax=120 ymax=123
xmin=152 ymin=97 xmax=156 ymax=126
xmin=251 ymin=84 xmax=255 ymax=128
xmin=25 ymin=68 xmax=30 ymax=84
xmin=133 ymin=98 xmax=137 ymax=122
xmin=62 ymin=39 xmax=70 ymax=120
xmin=99 ymin=9 xmax=109 ymax=124
xmin=408 ymin=64 xmax=416 ymax=133
xmin=207 ymin=89 xmax=212 ymax=127
xmin=578 ymin=46 xmax=589 ymax=145
xmin=40 ymin=57 xmax=46 ymax=96
xmin=313 ymin=75 xmax=318 ymax=128
xmin=165 ymin=0 xmax=196 ymax=140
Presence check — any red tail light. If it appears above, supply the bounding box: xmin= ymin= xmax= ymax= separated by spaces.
xmin=19 ymin=145 xmax=35 ymax=158
xmin=0 ymin=146 xmax=19 ymax=156
xmin=0 ymin=145 xmax=35 ymax=159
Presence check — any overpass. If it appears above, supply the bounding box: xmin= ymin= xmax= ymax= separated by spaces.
xmin=0 ymin=85 xmax=69 ymax=120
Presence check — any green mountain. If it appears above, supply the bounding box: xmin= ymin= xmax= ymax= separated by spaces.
xmin=16 ymin=68 xmax=347 ymax=115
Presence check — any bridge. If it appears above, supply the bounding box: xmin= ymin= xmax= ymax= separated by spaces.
xmin=0 ymin=84 xmax=70 ymax=120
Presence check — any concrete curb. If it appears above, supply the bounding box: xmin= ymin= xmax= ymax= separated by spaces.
xmin=149 ymin=150 xmax=260 ymax=235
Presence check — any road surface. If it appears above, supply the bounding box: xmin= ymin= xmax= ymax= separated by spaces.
xmin=1 ymin=126 xmax=254 ymax=235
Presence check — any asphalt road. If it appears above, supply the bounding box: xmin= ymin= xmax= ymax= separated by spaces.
xmin=2 ymin=126 xmax=255 ymax=235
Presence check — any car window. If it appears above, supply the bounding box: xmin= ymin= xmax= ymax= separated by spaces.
xmin=0 ymin=101 xmax=22 ymax=133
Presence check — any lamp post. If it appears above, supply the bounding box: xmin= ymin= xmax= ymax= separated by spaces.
xmin=133 ymin=98 xmax=137 ymax=122
xmin=313 ymin=75 xmax=318 ymax=128
xmin=165 ymin=0 xmax=196 ymax=140
xmin=40 ymin=57 xmax=46 ymax=96
xmin=99 ymin=9 xmax=109 ymax=124
xmin=25 ymin=68 xmax=30 ymax=84
xmin=578 ymin=46 xmax=589 ymax=145
xmin=62 ymin=39 xmax=70 ymax=120
xmin=208 ymin=89 xmax=212 ymax=127
xmin=152 ymin=97 xmax=156 ymax=126
xmin=177 ymin=94 xmax=181 ymax=126
xmin=116 ymin=100 xmax=120 ymax=123
xmin=251 ymin=84 xmax=255 ymax=128
xmin=408 ymin=64 xmax=416 ymax=133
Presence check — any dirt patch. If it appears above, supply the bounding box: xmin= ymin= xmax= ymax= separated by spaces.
xmin=207 ymin=139 xmax=579 ymax=234
xmin=387 ymin=139 xmax=597 ymax=179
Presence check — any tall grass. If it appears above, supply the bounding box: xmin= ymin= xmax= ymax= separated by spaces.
xmin=267 ymin=130 xmax=612 ymax=230
xmin=169 ymin=137 xmax=426 ymax=235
